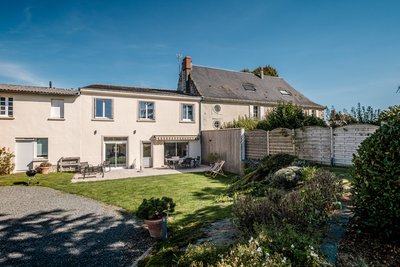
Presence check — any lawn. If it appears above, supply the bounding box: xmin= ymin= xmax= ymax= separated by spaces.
xmin=0 ymin=172 xmax=234 ymax=228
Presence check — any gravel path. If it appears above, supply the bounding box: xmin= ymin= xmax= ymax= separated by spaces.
xmin=0 ymin=186 xmax=152 ymax=267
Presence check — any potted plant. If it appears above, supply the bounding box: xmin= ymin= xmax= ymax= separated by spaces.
xmin=207 ymin=152 xmax=220 ymax=166
xmin=39 ymin=161 xmax=52 ymax=174
xmin=136 ymin=197 xmax=176 ymax=238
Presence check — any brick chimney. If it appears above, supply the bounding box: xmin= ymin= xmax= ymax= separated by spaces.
xmin=180 ymin=56 xmax=192 ymax=94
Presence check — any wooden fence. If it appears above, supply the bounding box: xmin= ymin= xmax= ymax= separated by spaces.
xmin=201 ymin=128 xmax=244 ymax=174
xmin=245 ymin=124 xmax=378 ymax=166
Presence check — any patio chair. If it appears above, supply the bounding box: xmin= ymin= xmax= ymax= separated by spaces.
xmin=179 ymin=157 xmax=193 ymax=168
xmin=103 ymin=160 xmax=111 ymax=172
xmin=205 ymin=160 xmax=226 ymax=178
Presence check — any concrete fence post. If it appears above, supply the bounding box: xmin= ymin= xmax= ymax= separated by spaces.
xmin=266 ymin=131 xmax=270 ymax=155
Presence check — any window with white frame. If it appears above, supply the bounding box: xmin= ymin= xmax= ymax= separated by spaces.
xmin=36 ymin=138 xmax=48 ymax=158
xmin=311 ymin=109 xmax=316 ymax=117
xmin=95 ymin=98 xmax=113 ymax=119
xmin=181 ymin=104 xmax=194 ymax=121
xmin=0 ymin=97 xmax=13 ymax=117
xmin=253 ymin=106 xmax=260 ymax=119
xmin=50 ymin=99 xmax=64 ymax=118
xmin=139 ymin=101 xmax=155 ymax=120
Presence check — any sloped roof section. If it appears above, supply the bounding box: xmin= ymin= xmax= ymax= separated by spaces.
xmin=83 ymin=84 xmax=195 ymax=97
xmin=190 ymin=66 xmax=324 ymax=109
xmin=0 ymin=84 xmax=79 ymax=96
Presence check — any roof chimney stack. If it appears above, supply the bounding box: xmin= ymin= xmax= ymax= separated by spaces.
xmin=260 ymin=67 xmax=264 ymax=80
xmin=180 ymin=56 xmax=193 ymax=94
xmin=49 ymin=81 xmax=52 ymax=88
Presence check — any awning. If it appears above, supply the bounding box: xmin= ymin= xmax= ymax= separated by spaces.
xmin=151 ymin=135 xmax=199 ymax=141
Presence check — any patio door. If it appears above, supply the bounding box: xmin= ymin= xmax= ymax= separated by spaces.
xmin=104 ymin=139 xmax=127 ymax=168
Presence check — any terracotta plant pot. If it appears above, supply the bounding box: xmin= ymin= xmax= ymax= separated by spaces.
xmin=144 ymin=218 xmax=163 ymax=238
xmin=40 ymin=167 xmax=50 ymax=174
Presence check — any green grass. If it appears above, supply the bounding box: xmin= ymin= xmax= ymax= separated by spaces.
xmin=0 ymin=171 xmax=233 ymax=227
xmin=322 ymin=166 xmax=352 ymax=180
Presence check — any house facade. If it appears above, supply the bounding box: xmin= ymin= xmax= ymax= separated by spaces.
xmin=1 ymin=56 xmax=324 ymax=172
xmin=178 ymin=56 xmax=325 ymax=130
xmin=0 ymin=84 xmax=201 ymax=171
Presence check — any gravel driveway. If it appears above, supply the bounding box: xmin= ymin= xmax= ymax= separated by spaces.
xmin=0 ymin=186 xmax=152 ymax=267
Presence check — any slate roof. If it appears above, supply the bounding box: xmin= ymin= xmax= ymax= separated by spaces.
xmin=83 ymin=84 xmax=198 ymax=98
xmin=190 ymin=66 xmax=324 ymax=109
xmin=0 ymin=84 xmax=79 ymax=96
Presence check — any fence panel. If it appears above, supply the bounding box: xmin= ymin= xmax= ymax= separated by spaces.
xmin=269 ymin=128 xmax=295 ymax=155
xmin=201 ymin=128 xmax=243 ymax=174
xmin=295 ymin=126 xmax=331 ymax=165
xmin=333 ymin=124 xmax=378 ymax=166
xmin=245 ymin=129 xmax=268 ymax=159
xmin=244 ymin=124 xmax=378 ymax=166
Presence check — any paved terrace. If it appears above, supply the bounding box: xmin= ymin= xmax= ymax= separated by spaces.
xmin=72 ymin=165 xmax=210 ymax=183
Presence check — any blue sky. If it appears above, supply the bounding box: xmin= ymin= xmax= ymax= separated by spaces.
xmin=0 ymin=0 xmax=399 ymax=111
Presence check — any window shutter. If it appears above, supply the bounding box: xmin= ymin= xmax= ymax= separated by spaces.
xmin=260 ymin=106 xmax=265 ymax=119
xmin=249 ymin=105 xmax=254 ymax=118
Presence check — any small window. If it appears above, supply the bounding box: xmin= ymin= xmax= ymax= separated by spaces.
xmin=36 ymin=138 xmax=48 ymax=158
xmin=253 ymin=106 xmax=260 ymax=118
xmin=0 ymin=97 xmax=13 ymax=117
xmin=139 ymin=101 xmax=155 ymax=120
xmin=279 ymin=89 xmax=291 ymax=95
xmin=50 ymin=99 xmax=64 ymax=118
xmin=95 ymin=98 xmax=113 ymax=119
xmin=213 ymin=120 xmax=221 ymax=129
xmin=242 ymin=83 xmax=256 ymax=91
xmin=311 ymin=110 xmax=316 ymax=117
xmin=213 ymin=104 xmax=221 ymax=113
xmin=181 ymin=104 xmax=194 ymax=121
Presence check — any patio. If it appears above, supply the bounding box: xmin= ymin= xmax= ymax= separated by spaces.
xmin=71 ymin=165 xmax=210 ymax=183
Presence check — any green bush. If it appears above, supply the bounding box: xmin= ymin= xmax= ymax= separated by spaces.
xmin=233 ymin=170 xmax=342 ymax=231
xmin=378 ymin=105 xmax=400 ymax=122
xmin=215 ymin=226 xmax=327 ymax=267
xmin=258 ymin=102 xmax=305 ymax=131
xmin=224 ymin=115 xmax=258 ymax=132
xmin=303 ymin=115 xmax=327 ymax=127
xmin=352 ymin=117 xmax=400 ymax=237
xmin=177 ymin=243 xmax=225 ymax=267
xmin=0 ymin=147 xmax=15 ymax=175
xmin=136 ymin=197 xmax=176 ymax=220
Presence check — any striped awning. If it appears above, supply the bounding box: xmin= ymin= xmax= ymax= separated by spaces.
xmin=151 ymin=135 xmax=199 ymax=141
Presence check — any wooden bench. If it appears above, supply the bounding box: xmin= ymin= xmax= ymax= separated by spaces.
xmin=58 ymin=157 xmax=80 ymax=172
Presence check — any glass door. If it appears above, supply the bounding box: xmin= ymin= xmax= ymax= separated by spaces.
xmin=104 ymin=141 xmax=127 ymax=168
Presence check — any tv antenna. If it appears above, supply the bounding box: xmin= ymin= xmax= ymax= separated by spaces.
xmin=176 ymin=54 xmax=182 ymax=73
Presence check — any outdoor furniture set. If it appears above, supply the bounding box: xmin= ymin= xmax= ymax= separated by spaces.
xmin=165 ymin=156 xmax=200 ymax=169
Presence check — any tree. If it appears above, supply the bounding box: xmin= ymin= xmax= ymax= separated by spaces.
xmin=241 ymin=65 xmax=279 ymax=77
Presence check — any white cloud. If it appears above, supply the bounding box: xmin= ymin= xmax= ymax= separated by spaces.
xmin=0 ymin=62 xmax=46 ymax=86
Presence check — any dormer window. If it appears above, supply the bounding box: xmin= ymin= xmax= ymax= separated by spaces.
xmin=242 ymin=83 xmax=256 ymax=91
xmin=279 ymin=89 xmax=291 ymax=95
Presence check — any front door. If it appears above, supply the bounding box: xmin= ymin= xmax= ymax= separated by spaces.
xmin=15 ymin=140 xmax=34 ymax=171
xmin=142 ymin=142 xmax=152 ymax=168
xmin=104 ymin=141 xmax=127 ymax=168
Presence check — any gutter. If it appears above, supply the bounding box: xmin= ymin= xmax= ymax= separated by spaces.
xmin=80 ymin=88 xmax=202 ymax=101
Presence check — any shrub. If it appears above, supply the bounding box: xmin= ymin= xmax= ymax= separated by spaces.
xmin=0 ymin=147 xmax=15 ymax=175
xmin=258 ymin=102 xmax=305 ymax=131
xmin=177 ymin=243 xmax=225 ymax=267
xmin=303 ymin=115 xmax=327 ymax=127
xmin=378 ymin=105 xmax=400 ymax=122
xmin=136 ymin=197 xmax=176 ymax=220
xmin=224 ymin=115 xmax=258 ymax=132
xmin=352 ymin=117 xmax=400 ymax=237
xmin=207 ymin=153 xmax=220 ymax=164
xmin=233 ymin=170 xmax=342 ymax=231
xmin=215 ymin=226 xmax=327 ymax=267
xmin=216 ymin=233 xmax=290 ymax=267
